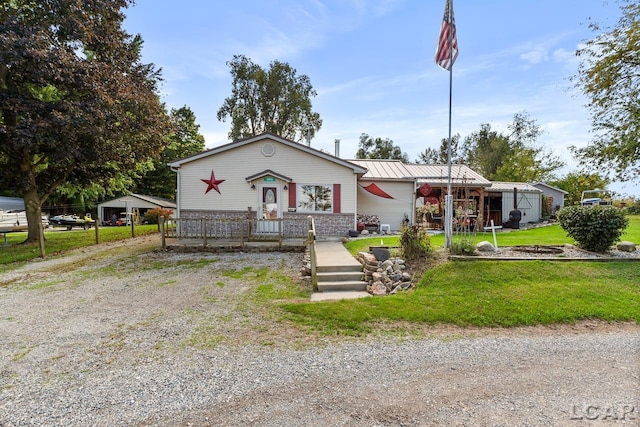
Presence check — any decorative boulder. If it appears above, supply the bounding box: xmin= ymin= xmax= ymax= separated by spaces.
xmin=477 ymin=241 xmax=495 ymax=252
xmin=370 ymin=281 xmax=388 ymax=296
xmin=371 ymin=247 xmax=391 ymax=262
xmin=616 ymin=241 xmax=636 ymax=252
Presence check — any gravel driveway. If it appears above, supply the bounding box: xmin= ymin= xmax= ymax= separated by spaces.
xmin=1 ymin=235 xmax=638 ymax=426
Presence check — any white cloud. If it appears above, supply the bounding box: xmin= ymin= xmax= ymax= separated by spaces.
xmin=520 ymin=46 xmax=549 ymax=64
xmin=552 ymin=48 xmax=576 ymax=64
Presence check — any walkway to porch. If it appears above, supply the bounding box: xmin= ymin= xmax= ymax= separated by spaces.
xmin=310 ymin=240 xmax=370 ymax=302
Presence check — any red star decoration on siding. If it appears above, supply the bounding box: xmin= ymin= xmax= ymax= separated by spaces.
xmin=201 ymin=170 xmax=225 ymax=194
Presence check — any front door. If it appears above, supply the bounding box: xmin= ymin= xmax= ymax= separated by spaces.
xmin=258 ymin=185 xmax=280 ymax=233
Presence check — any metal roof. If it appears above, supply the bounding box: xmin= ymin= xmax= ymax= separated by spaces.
xmin=348 ymin=159 xmax=412 ymax=180
xmin=99 ymin=194 xmax=177 ymax=208
xmin=488 ymin=182 xmax=543 ymax=193
xmin=530 ymin=182 xmax=569 ymax=194
xmin=349 ymin=160 xmax=492 ymax=187
xmin=404 ymin=164 xmax=492 ymax=187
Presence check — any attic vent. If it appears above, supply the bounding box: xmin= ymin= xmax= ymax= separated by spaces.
xmin=261 ymin=143 xmax=276 ymax=157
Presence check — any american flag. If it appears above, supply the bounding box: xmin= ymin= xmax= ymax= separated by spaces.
xmin=435 ymin=0 xmax=458 ymax=71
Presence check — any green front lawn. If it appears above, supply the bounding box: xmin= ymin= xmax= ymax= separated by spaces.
xmin=284 ymin=215 xmax=640 ymax=336
xmin=281 ymin=260 xmax=640 ymax=335
xmin=344 ymin=215 xmax=640 ymax=256
xmin=0 ymin=225 xmax=159 ymax=266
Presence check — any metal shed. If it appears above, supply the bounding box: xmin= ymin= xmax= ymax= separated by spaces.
xmin=96 ymin=194 xmax=176 ymax=225
xmin=487 ymin=182 xmax=543 ymax=226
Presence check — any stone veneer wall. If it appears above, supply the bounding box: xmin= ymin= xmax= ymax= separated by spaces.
xmin=178 ymin=210 xmax=254 ymax=238
xmin=284 ymin=213 xmax=354 ymax=236
xmin=179 ymin=210 xmax=353 ymax=237
xmin=181 ymin=209 xmax=255 ymax=220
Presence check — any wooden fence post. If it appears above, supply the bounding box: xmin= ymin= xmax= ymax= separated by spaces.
xmin=94 ymin=220 xmax=100 ymax=244
xmin=160 ymin=216 xmax=166 ymax=250
xmin=202 ymin=217 xmax=207 ymax=248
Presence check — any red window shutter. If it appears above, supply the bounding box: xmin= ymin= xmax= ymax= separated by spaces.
xmin=333 ymin=184 xmax=341 ymax=213
xmin=288 ymin=182 xmax=296 ymax=209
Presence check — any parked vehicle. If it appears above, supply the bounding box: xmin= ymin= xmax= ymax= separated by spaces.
xmin=1 ymin=210 xmax=53 ymax=231
xmin=50 ymin=213 xmax=95 ymax=230
xmin=0 ymin=209 xmax=28 ymax=232
xmin=580 ymin=189 xmax=613 ymax=207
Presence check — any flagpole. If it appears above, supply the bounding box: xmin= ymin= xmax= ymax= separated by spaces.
xmin=435 ymin=0 xmax=457 ymax=249
xmin=444 ymin=4 xmax=454 ymax=250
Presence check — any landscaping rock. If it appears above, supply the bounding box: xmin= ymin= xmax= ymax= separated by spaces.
xmin=372 ymin=272 xmax=385 ymax=282
xmin=371 ymin=247 xmax=391 ymax=262
xmin=616 ymin=241 xmax=636 ymax=252
xmin=370 ymin=281 xmax=388 ymax=295
xmin=380 ymin=259 xmax=394 ymax=271
xmin=357 ymin=252 xmax=414 ymax=296
xmin=393 ymin=261 xmax=406 ymax=271
xmin=477 ymin=241 xmax=495 ymax=252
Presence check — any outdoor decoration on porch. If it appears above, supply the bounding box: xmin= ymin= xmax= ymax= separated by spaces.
xmin=360 ymin=183 xmax=394 ymax=199
xmin=201 ymin=170 xmax=226 ymax=195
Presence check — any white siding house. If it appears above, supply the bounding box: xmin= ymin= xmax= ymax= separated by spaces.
xmin=168 ymin=133 xmax=367 ymax=236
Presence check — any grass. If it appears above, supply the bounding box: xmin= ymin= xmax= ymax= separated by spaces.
xmin=282 ymin=215 xmax=640 ymax=336
xmin=184 ymin=263 xmax=311 ymax=349
xmin=343 ymin=215 xmax=640 ymax=256
xmin=0 ymin=225 xmax=160 ymax=266
xmin=2 ymin=215 xmax=638 ymax=341
xmin=281 ymin=261 xmax=640 ymax=336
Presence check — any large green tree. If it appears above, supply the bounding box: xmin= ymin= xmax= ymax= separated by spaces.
xmin=461 ymin=123 xmax=511 ymax=178
xmin=217 ymin=55 xmax=322 ymax=143
xmin=355 ymin=133 xmax=409 ymax=162
xmin=550 ymin=172 xmax=611 ymax=206
xmin=134 ymin=106 xmax=205 ymax=199
xmin=571 ymin=1 xmax=640 ymax=181
xmin=0 ymin=0 xmax=170 ymax=243
xmin=461 ymin=112 xmax=564 ymax=182
xmin=416 ymin=134 xmax=463 ymax=164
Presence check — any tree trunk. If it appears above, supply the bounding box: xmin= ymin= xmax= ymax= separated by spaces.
xmin=23 ymin=187 xmax=43 ymax=244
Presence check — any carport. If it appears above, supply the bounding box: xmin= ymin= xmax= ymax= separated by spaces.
xmin=96 ymin=194 xmax=176 ymax=225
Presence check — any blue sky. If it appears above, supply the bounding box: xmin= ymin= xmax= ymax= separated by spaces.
xmin=123 ymin=0 xmax=636 ymax=196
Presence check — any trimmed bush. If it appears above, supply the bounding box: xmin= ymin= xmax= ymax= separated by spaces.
xmin=557 ymin=205 xmax=628 ymax=253
xmin=450 ymin=237 xmax=476 ymax=255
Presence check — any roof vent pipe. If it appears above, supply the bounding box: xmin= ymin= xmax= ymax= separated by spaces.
xmin=334 ymin=139 xmax=340 ymax=158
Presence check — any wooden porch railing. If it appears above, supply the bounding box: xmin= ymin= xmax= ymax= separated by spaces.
xmin=159 ymin=216 xmax=309 ymax=249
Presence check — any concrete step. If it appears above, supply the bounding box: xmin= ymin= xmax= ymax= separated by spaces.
xmin=310 ymin=291 xmax=371 ymax=302
xmin=316 ymin=264 xmax=362 ymax=273
xmin=317 ymin=271 xmax=364 ymax=283
xmin=317 ymin=280 xmax=367 ymax=292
